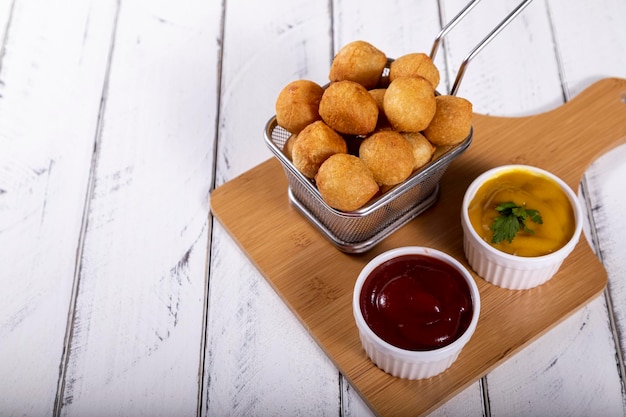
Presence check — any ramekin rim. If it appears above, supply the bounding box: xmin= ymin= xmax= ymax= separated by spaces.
xmin=460 ymin=164 xmax=584 ymax=262
xmin=352 ymin=246 xmax=481 ymax=360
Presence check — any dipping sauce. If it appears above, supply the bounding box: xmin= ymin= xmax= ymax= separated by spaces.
xmin=359 ymin=254 xmax=473 ymax=351
xmin=467 ymin=167 xmax=576 ymax=257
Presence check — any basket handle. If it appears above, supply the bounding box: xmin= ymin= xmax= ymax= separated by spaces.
xmin=430 ymin=0 xmax=535 ymax=96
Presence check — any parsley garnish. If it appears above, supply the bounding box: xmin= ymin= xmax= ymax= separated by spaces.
xmin=490 ymin=201 xmax=543 ymax=244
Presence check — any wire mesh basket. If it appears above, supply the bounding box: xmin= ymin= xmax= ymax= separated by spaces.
xmin=264 ymin=0 xmax=533 ymax=253
xmin=265 ymin=118 xmax=471 ymax=253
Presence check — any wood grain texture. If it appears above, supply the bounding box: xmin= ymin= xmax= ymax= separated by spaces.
xmin=0 ymin=0 xmax=13 ymax=47
xmin=474 ymin=0 xmax=626 ymax=413
xmin=583 ymin=143 xmax=626 ymax=386
xmin=204 ymin=223 xmax=342 ymax=417
xmin=548 ymin=0 xmax=626 ymax=101
xmin=332 ymin=0 xmax=441 ymax=60
xmin=203 ymin=0 xmax=346 ymax=416
xmin=440 ymin=0 xmax=563 ymax=116
xmin=211 ymin=78 xmax=626 ymax=416
xmin=2 ymin=0 xmax=626 ymax=416
xmin=486 ymin=297 xmax=625 ymax=416
xmin=56 ymin=0 xmax=217 ymax=415
xmin=213 ymin=0 xmax=332 ymax=186
xmin=209 ymin=1 xmax=626 ymax=416
xmin=0 ymin=1 xmax=118 ymax=415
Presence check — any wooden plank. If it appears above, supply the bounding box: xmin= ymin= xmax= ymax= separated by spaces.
xmin=481 ymin=0 xmax=626 ymax=414
xmin=203 ymin=0 xmax=346 ymax=415
xmin=440 ymin=0 xmax=563 ymax=116
xmin=329 ymin=1 xmax=562 ymax=413
xmin=331 ymin=0 xmax=441 ymax=59
xmin=584 ymin=143 xmax=626 ymax=382
xmin=211 ymin=78 xmax=626 ymax=416
xmin=549 ymin=0 xmax=626 ymax=385
xmin=56 ymin=0 xmax=217 ymax=415
xmin=209 ymin=0 xmax=626 ymax=415
xmin=212 ymin=0 xmax=332 ymax=185
xmin=0 ymin=1 xmax=118 ymax=415
xmin=0 ymin=0 xmax=13 ymax=47
xmin=549 ymin=0 xmax=626 ymax=101
xmin=329 ymin=1 xmax=474 ymax=414
xmin=204 ymin=223 xmax=342 ymax=416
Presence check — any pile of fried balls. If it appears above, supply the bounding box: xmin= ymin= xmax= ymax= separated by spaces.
xmin=274 ymin=40 xmax=472 ymax=212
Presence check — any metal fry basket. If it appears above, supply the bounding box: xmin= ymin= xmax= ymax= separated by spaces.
xmin=264 ymin=0 xmax=534 ymax=253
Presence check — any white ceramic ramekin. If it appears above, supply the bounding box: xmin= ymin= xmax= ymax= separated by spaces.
xmin=461 ymin=165 xmax=583 ymax=290
xmin=352 ymin=246 xmax=480 ymax=380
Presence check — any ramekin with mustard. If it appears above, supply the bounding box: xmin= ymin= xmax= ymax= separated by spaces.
xmin=461 ymin=165 xmax=583 ymax=290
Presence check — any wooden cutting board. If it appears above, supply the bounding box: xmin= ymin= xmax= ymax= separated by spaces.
xmin=210 ymin=78 xmax=626 ymax=416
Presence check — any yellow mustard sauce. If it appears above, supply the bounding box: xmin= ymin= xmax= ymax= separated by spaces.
xmin=468 ymin=168 xmax=576 ymax=257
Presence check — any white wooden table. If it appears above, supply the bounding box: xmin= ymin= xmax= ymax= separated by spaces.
xmin=1 ymin=0 xmax=625 ymax=416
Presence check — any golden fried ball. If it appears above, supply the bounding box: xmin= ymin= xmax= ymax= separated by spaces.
xmin=402 ymin=132 xmax=436 ymax=170
xmin=329 ymin=40 xmax=388 ymax=89
xmin=319 ymin=80 xmax=378 ymax=135
xmin=368 ymin=88 xmax=386 ymax=112
xmin=282 ymin=133 xmax=298 ymax=160
xmin=275 ymin=80 xmax=324 ymax=134
xmin=368 ymin=88 xmax=392 ymax=129
xmin=359 ymin=130 xmax=414 ymax=186
xmin=423 ymin=95 xmax=473 ymax=146
xmin=315 ymin=153 xmax=379 ymax=212
xmin=291 ymin=121 xmax=347 ymax=178
xmin=389 ymin=52 xmax=440 ymax=89
xmin=383 ymin=77 xmax=436 ymax=132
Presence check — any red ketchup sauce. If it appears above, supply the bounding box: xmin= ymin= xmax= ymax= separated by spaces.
xmin=360 ymin=254 xmax=473 ymax=351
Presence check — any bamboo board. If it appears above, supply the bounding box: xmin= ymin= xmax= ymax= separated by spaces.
xmin=210 ymin=78 xmax=626 ymax=416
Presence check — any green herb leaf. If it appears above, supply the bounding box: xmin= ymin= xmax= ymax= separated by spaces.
xmin=490 ymin=202 xmax=543 ymax=244
xmin=494 ymin=201 xmax=518 ymax=213
xmin=526 ymin=209 xmax=543 ymax=224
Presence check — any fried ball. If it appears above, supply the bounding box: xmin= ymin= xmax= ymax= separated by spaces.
xmin=291 ymin=120 xmax=347 ymax=178
xmin=423 ymin=95 xmax=473 ymax=146
xmin=383 ymin=77 xmax=436 ymax=132
xmin=282 ymin=133 xmax=298 ymax=160
xmin=315 ymin=153 xmax=379 ymax=212
xmin=402 ymin=132 xmax=436 ymax=170
xmin=368 ymin=88 xmax=391 ymax=129
xmin=275 ymin=80 xmax=324 ymax=134
xmin=329 ymin=40 xmax=387 ymax=89
xmin=368 ymin=88 xmax=386 ymax=112
xmin=319 ymin=80 xmax=378 ymax=135
xmin=389 ymin=52 xmax=440 ymax=89
xmin=359 ymin=130 xmax=414 ymax=186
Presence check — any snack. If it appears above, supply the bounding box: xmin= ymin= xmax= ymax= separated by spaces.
xmin=319 ymin=80 xmax=379 ymax=135
xmin=329 ymin=40 xmax=388 ymax=89
xmin=368 ymin=88 xmax=391 ymax=129
xmin=423 ymin=95 xmax=473 ymax=146
xmin=368 ymin=88 xmax=386 ymax=112
xmin=291 ymin=120 xmax=347 ymax=178
xmin=383 ymin=77 xmax=436 ymax=132
xmin=402 ymin=132 xmax=436 ymax=170
xmin=359 ymin=131 xmax=414 ymax=186
xmin=316 ymin=153 xmax=379 ymax=212
xmin=273 ymin=40 xmax=473 ymax=211
xmin=389 ymin=52 xmax=440 ymax=89
xmin=275 ymin=80 xmax=324 ymax=134
xmin=282 ymin=133 xmax=298 ymax=160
